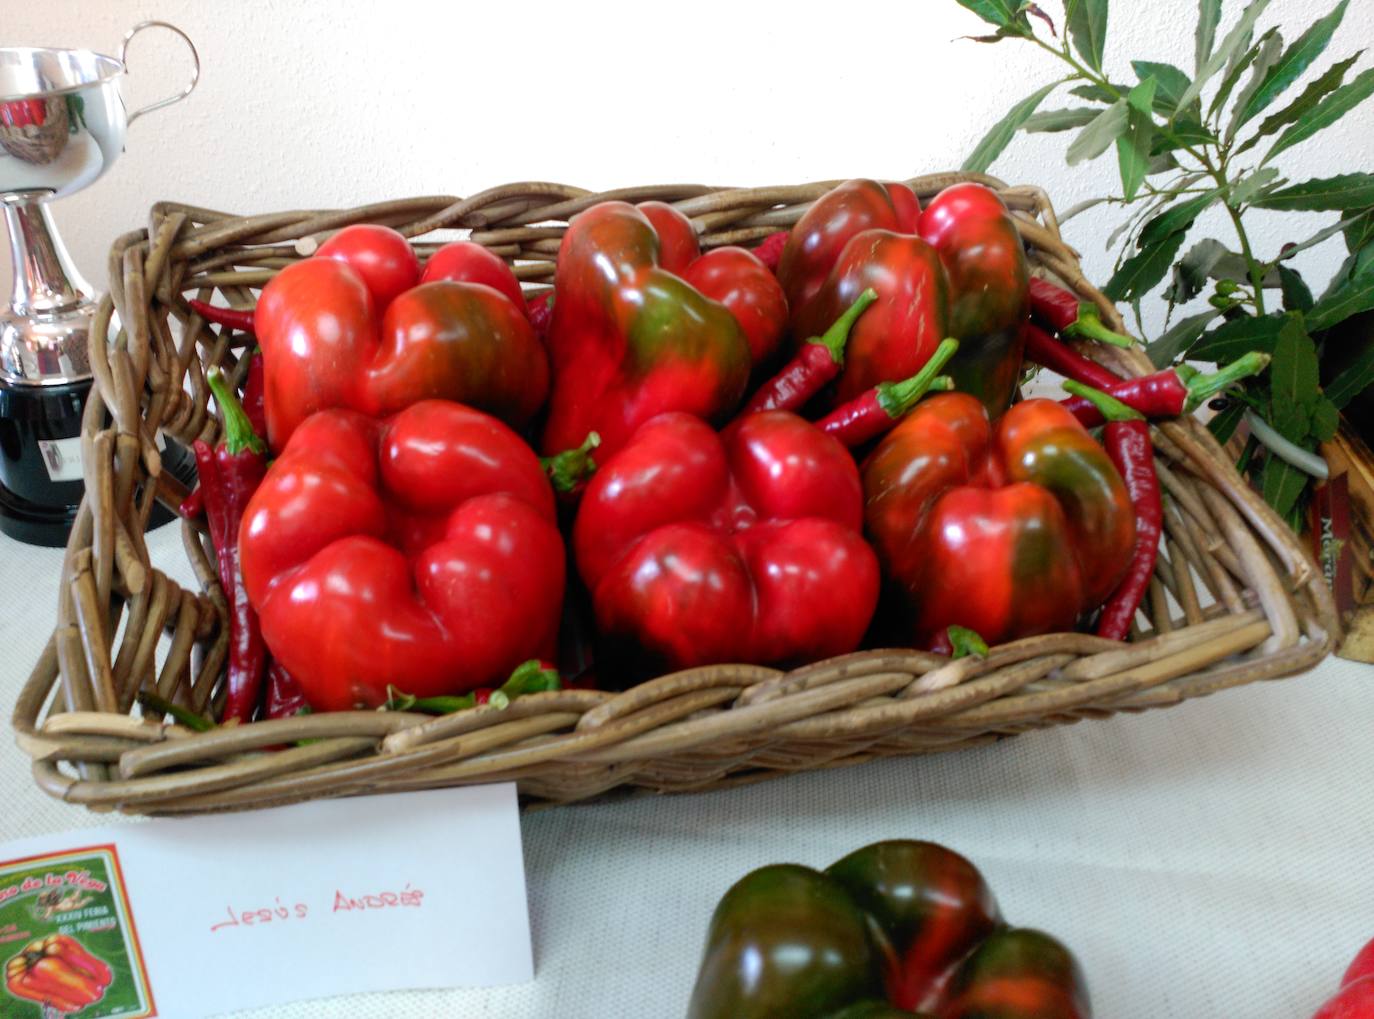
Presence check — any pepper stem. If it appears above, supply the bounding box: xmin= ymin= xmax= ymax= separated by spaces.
xmin=540 ymin=432 xmax=601 ymax=493
xmin=1062 ymin=379 xmax=1145 ymax=423
xmin=382 ymin=662 xmax=559 ymax=715
xmin=810 ymin=288 xmax=878 ymax=366
xmin=875 ymin=338 xmax=961 ymax=419
xmin=137 ymin=690 xmax=214 ymax=732
xmin=207 ymin=368 xmax=267 ymax=456
xmin=1177 ymin=352 xmax=1271 ymax=412
xmin=1063 ymin=304 xmax=1135 ymax=348
xmin=499 ymin=659 xmax=562 ymax=698
xmin=948 ymin=625 xmax=989 ymax=660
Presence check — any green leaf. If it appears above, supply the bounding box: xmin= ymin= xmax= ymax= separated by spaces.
xmin=1069 ymin=82 xmax=1127 ymax=104
xmin=1240 ymin=1 xmax=1349 ymax=127
xmin=1066 ymin=99 xmax=1129 ymax=165
xmin=1117 ymin=79 xmax=1157 ymax=201
xmin=1190 ymin=314 xmax=1286 ymax=363
xmin=1104 ymin=230 xmax=1187 ymax=303
xmin=1312 ymin=395 xmax=1341 ymax=441
xmin=1178 ymin=0 xmax=1273 ymax=111
xmin=1267 ymin=67 xmax=1374 ymax=162
xmin=1279 ymin=265 xmax=1315 ymax=313
xmin=1253 ymin=173 xmax=1374 ymax=212
xmin=1307 ymin=270 xmax=1374 ymax=331
xmin=1209 ymin=27 xmax=1268 ymax=120
xmin=1067 ymin=0 xmax=1109 ymax=72
xmin=1325 ymin=343 xmax=1374 ymax=409
xmin=1138 ymin=189 xmax=1223 ymax=248
xmin=1196 ymin=0 xmax=1223 ymax=75
xmin=1262 ymin=455 xmax=1310 ymax=518
xmin=963 ymin=79 xmax=1066 ymax=173
xmin=1208 ymin=399 xmax=1247 ymax=443
xmin=1148 ymin=309 xmax=1222 ymax=367
xmin=1343 ymin=210 xmax=1374 ymax=253
xmin=1236 ymin=51 xmax=1363 ymax=155
xmin=1227 ymin=29 xmax=1285 ymax=140
xmin=1268 ymin=313 xmax=1320 ymax=441
xmin=1166 ymin=238 xmax=1231 ymax=304
xmin=1023 ymin=107 xmax=1101 ymax=132
xmin=1148 ymin=152 xmax=1182 ymax=177
xmin=957 ymin=0 xmax=1033 ymax=30
xmin=1228 ymin=167 xmax=1283 ymax=208
xmin=1132 ymin=60 xmax=1193 ymax=114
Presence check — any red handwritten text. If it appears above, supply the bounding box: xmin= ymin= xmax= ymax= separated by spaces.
xmin=210 ymin=898 xmax=309 ymax=933
xmin=333 ymin=885 xmax=425 ymax=912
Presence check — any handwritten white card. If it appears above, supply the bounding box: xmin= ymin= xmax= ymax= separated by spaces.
xmin=0 ymin=784 xmax=532 ymax=1018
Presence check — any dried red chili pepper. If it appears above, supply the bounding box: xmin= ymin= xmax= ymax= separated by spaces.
xmin=189 ymin=298 xmax=255 ymax=334
xmin=1061 ymin=381 xmax=1162 ymax=641
xmin=816 ymin=338 xmax=959 ymax=448
xmin=263 ymin=660 xmax=310 ymax=720
xmin=735 ymin=289 xmax=877 ymax=419
xmin=1059 ymin=354 xmax=1270 ymax=427
xmin=1023 ymin=322 xmax=1120 ymax=390
xmin=196 ymin=369 xmax=270 ymax=724
xmin=1029 ymin=278 xmax=1135 ymax=347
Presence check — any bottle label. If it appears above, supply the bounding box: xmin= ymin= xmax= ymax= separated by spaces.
xmin=37 ymin=436 xmax=83 ymax=483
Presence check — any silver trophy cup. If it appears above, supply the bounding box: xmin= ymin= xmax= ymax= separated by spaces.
xmin=0 ymin=21 xmax=198 ymax=544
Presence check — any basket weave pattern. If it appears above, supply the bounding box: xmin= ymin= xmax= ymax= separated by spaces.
xmin=11 ymin=172 xmax=1339 ymax=815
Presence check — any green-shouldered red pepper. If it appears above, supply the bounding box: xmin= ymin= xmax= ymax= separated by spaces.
xmin=916 ymin=183 xmax=1030 ymax=415
xmin=863 ymin=393 xmax=1135 ymax=649
xmin=5 ymin=934 xmax=113 ymax=1013
xmin=541 ymin=201 xmax=752 ymax=457
xmin=687 ymin=840 xmax=1090 ymax=1018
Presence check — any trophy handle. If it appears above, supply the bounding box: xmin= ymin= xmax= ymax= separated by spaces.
xmin=119 ymin=20 xmax=201 ymax=127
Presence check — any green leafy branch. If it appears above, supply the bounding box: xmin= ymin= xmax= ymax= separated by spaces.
xmin=956 ymin=0 xmax=1374 ymax=530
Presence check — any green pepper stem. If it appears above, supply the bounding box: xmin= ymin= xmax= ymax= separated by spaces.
xmin=948 ymin=625 xmax=989 ymax=660
xmin=137 ymin=690 xmax=214 ymax=732
xmin=498 ymin=659 xmax=562 ymax=698
xmin=540 ymin=432 xmax=601 ymax=494
xmin=206 ymin=368 xmax=267 ymax=456
xmin=1063 ymin=305 xmax=1135 ymax=348
xmin=1179 ymin=352 xmax=1271 ymax=412
xmin=810 ymin=288 xmax=878 ymax=366
xmin=875 ymin=338 xmax=961 ymax=419
xmin=1062 ymin=379 xmax=1145 ymax=422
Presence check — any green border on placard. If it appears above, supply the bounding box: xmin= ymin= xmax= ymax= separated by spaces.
xmin=0 ymin=845 xmax=156 ymax=1018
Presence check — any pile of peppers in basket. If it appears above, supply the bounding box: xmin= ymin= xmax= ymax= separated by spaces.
xmin=170 ymin=180 xmax=1269 ymax=723
xmin=688 ymin=840 xmax=1091 ymax=1018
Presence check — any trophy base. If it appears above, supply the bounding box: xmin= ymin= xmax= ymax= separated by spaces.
xmin=0 ymin=478 xmax=79 ymax=546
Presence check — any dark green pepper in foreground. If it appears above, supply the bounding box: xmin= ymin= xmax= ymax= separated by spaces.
xmin=686 ymin=841 xmax=1090 ymax=1018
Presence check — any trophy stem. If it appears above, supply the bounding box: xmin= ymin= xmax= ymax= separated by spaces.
xmin=3 ymin=194 xmax=95 ymax=318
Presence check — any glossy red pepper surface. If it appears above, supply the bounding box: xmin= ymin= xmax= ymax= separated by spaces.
xmin=541 ymin=202 xmax=752 ymax=457
xmin=573 ymin=411 xmax=878 ymax=671
xmin=688 ymin=840 xmax=1090 ymax=1018
xmin=916 ymin=183 xmax=1030 ymax=414
xmin=239 ymin=400 xmax=564 ymax=711
xmin=255 ymin=227 xmax=546 ymax=450
xmin=421 ymin=239 xmax=529 ymax=312
xmin=680 ymin=246 xmax=788 ymax=367
xmin=863 ymin=393 xmax=1136 ymax=648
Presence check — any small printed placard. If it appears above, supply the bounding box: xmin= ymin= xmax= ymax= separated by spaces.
xmin=37 ymin=436 xmax=83 ymax=483
xmin=0 ymin=785 xmax=533 ymax=1017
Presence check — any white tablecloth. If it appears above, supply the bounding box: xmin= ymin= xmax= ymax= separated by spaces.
xmin=1 ymin=524 xmax=1371 ymax=1018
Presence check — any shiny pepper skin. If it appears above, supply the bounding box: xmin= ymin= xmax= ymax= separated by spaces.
xmin=239 ymin=400 xmax=565 ymax=711
xmin=573 ymin=411 xmax=879 ymax=672
xmin=863 ymin=393 xmax=1135 ymax=649
xmin=687 ymin=841 xmax=1091 ymax=1018
xmin=541 ymin=202 xmax=752 ymax=458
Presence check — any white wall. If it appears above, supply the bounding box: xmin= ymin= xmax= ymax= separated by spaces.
xmin=5 ymin=0 xmax=1372 ymax=338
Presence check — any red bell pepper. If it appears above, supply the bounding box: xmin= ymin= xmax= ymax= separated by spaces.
xmin=863 ymin=393 xmax=1136 ymax=648
xmin=317 ymin=223 xmax=422 ymax=312
xmin=790 ymin=229 xmax=952 ymax=405
xmin=421 ymin=239 xmax=529 ymax=312
xmin=1314 ymin=936 xmax=1374 ymax=1018
xmin=541 ymin=202 xmax=752 ymax=457
xmin=916 ymin=183 xmax=1031 ymax=414
xmin=239 ymin=400 xmax=565 ymax=711
xmin=680 ymin=246 xmax=789 ymax=367
xmin=752 ymin=230 xmax=789 ymax=273
xmin=777 ymin=179 xmax=922 ymax=315
xmin=5 ymin=934 xmax=113 ymax=1013
xmin=636 ymin=200 xmax=701 ymax=273
xmin=573 ymin=411 xmax=878 ymax=671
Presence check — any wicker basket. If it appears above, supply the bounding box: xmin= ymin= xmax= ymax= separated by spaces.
xmin=10 ymin=172 xmax=1339 ymax=816
xmin=0 ymin=96 xmax=69 ymax=165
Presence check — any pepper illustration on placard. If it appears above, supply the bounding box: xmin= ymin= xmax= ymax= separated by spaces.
xmin=0 ymin=846 xmax=155 ymax=1018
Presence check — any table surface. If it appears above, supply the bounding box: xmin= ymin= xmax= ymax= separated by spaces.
xmin=1 ymin=522 xmax=1371 ymax=1018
